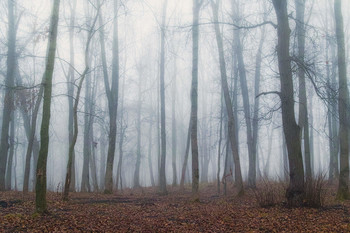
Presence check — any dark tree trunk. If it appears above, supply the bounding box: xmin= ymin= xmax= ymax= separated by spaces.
xmin=334 ymin=0 xmax=350 ymax=200
xmin=0 ymin=0 xmax=16 ymax=191
xmin=295 ymin=0 xmax=312 ymax=181
xmin=272 ymin=0 xmax=304 ymax=206
xmin=35 ymin=0 xmax=60 ymax=213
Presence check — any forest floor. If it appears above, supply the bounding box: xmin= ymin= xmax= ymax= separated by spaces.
xmin=0 ymin=183 xmax=350 ymax=232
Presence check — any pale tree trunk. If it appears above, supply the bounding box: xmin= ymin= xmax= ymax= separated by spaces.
xmin=171 ymin=59 xmax=177 ymax=186
xmin=90 ymin=119 xmax=98 ymax=192
xmin=0 ymin=0 xmax=16 ymax=191
xmin=334 ymin=0 xmax=350 ymax=200
xmin=5 ymin=112 xmax=15 ymax=190
xmin=326 ymin=2 xmax=339 ymax=182
xmin=217 ymin=94 xmax=223 ymax=194
xmin=272 ymin=0 xmax=304 ymax=206
xmin=180 ymin=118 xmax=191 ymax=189
xmin=159 ymin=0 xmax=168 ymax=195
xmin=295 ymin=0 xmax=312 ymax=181
xmin=134 ymin=67 xmax=142 ymax=188
xmin=211 ymin=0 xmax=243 ymax=196
xmin=252 ymin=6 xmax=266 ymax=184
xmin=15 ymin=67 xmax=43 ymax=193
xmin=103 ymin=0 xmax=120 ymax=194
xmin=90 ymin=74 xmax=98 ymax=192
xmin=36 ymin=0 xmax=60 ymax=213
xmin=190 ymin=0 xmax=202 ymax=198
xmin=232 ymin=1 xmax=255 ymax=188
xmin=147 ymin=118 xmax=155 ymax=187
xmin=67 ymin=0 xmax=77 ymax=192
xmin=81 ymin=53 xmax=92 ymax=193
xmin=116 ymin=70 xmax=126 ymax=191
xmin=63 ymin=4 xmax=99 ymax=201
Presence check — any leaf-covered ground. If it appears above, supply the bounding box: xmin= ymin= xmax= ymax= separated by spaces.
xmin=0 ymin=184 xmax=349 ymax=232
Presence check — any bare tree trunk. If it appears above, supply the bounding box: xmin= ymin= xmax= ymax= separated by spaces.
xmin=211 ymin=0 xmax=243 ymax=196
xmin=231 ymin=1 xmax=255 ymax=188
xmin=134 ymin=68 xmax=142 ymax=188
xmin=272 ymin=0 xmax=304 ymax=206
xmin=148 ymin=118 xmax=155 ymax=187
xmin=159 ymin=0 xmax=168 ymax=195
xmin=116 ymin=70 xmax=126 ymax=191
xmin=63 ymin=4 xmax=99 ymax=201
xmin=217 ymin=94 xmax=223 ymax=194
xmin=190 ymin=0 xmax=202 ymax=198
xmin=295 ymin=0 xmax=312 ymax=181
xmin=180 ymin=118 xmax=191 ymax=189
xmin=67 ymin=0 xmax=77 ymax=192
xmin=0 ymin=0 xmax=16 ymax=191
xmin=103 ymin=0 xmax=120 ymax=194
xmin=36 ymin=0 xmax=60 ymax=213
xmin=252 ymin=8 xmax=266 ymax=185
xmin=334 ymin=0 xmax=350 ymax=200
xmin=171 ymin=59 xmax=177 ymax=186
xmin=5 ymin=112 xmax=15 ymax=190
xmin=81 ymin=55 xmax=92 ymax=193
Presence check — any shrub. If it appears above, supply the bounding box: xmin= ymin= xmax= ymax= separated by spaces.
xmin=304 ymin=173 xmax=327 ymax=208
xmin=254 ymin=178 xmax=285 ymax=208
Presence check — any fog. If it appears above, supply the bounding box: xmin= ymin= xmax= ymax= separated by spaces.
xmin=0 ymin=0 xmax=349 ymax=196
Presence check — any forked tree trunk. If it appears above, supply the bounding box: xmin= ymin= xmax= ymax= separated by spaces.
xmin=103 ymin=0 xmax=120 ymax=194
xmin=63 ymin=4 xmax=99 ymax=201
xmin=211 ymin=0 xmax=243 ymax=196
xmin=295 ymin=0 xmax=312 ymax=181
xmin=272 ymin=0 xmax=304 ymax=206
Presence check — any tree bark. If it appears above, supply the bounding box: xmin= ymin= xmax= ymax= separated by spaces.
xmin=211 ymin=0 xmax=243 ymax=196
xmin=180 ymin=118 xmax=191 ymax=189
xmin=190 ymin=0 xmax=201 ymax=198
xmin=63 ymin=4 xmax=99 ymax=200
xmin=171 ymin=59 xmax=177 ymax=186
xmin=334 ymin=0 xmax=350 ymax=200
xmin=159 ymin=0 xmax=168 ymax=195
xmin=272 ymin=0 xmax=304 ymax=206
xmin=0 ymin=0 xmax=16 ymax=191
xmin=5 ymin=112 xmax=15 ymax=190
xmin=104 ymin=0 xmax=120 ymax=194
xmin=35 ymin=0 xmax=60 ymax=213
xmin=295 ymin=0 xmax=312 ymax=181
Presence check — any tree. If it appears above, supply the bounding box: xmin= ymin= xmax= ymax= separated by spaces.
xmin=159 ymin=0 xmax=168 ymax=195
xmin=190 ymin=0 xmax=202 ymax=198
xmin=63 ymin=1 xmax=100 ymax=200
xmin=0 ymin=0 xmax=16 ymax=191
xmin=35 ymin=0 xmax=60 ymax=213
xmin=334 ymin=0 xmax=350 ymax=200
xmin=103 ymin=0 xmax=120 ymax=194
xmin=211 ymin=0 xmax=244 ymax=196
xmin=272 ymin=0 xmax=304 ymax=206
xmin=295 ymin=0 xmax=312 ymax=181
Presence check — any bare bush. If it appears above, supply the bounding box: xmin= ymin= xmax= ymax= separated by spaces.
xmin=304 ymin=173 xmax=327 ymax=208
xmin=254 ymin=178 xmax=285 ymax=208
